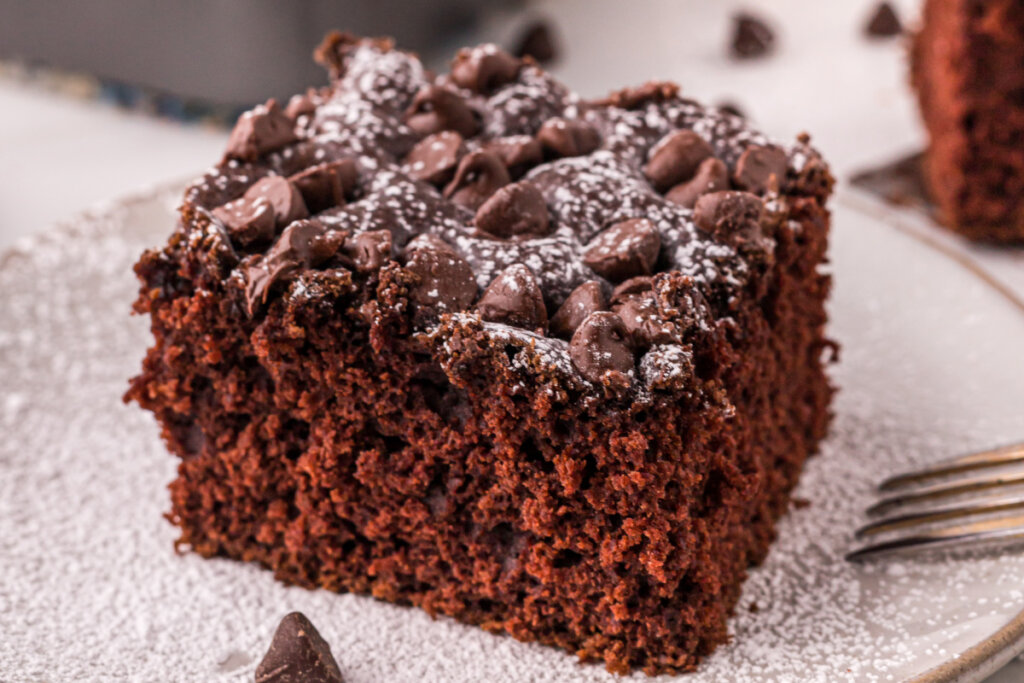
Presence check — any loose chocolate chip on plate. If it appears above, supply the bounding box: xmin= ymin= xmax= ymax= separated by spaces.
xmin=482 ymin=136 xmax=544 ymax=178
xmin=404 ymin=85 xmax=480 ymax=138
xmin=644 ymin=130 xmax=715 ymax=192
xmin=212 ymin=196 xmax=276 ymax=247
xmin=443 ymin=150 xmax=511 ymax=210
xmin=404 ymin=235 xmax=478 ymax=319
xmin=450 ymin=45 xmax=521 ymax=93
xmin=254 ymin=612 xmax=344 ymax=683
xmin=404 ymin=131 xmax=466 ymax=185
xmin=224 ymin=99 xmax=299 ymax=162
xmin=731 ymin=13 xmax=775 ymax=59
xmin=513 ymin=20 xmax=559 ymax=64
xmin=550 ymin=280 xmax=607 ymax=339
xmin=537 ymin=118 xmax=601 ymax=158
xmin=344 ymin=229 xmax=392 ymax=272
xmin=733 ymin=144 xmax=788 ymax=194
xmin=476 ymin=264 xmax=548 ymax=331
xmin=865 ymin=2 xmax=902 ymax=37
xmin=475 ymin=181 xmax=550 ymax=239
xmin=244 ymin=176 xmax=309 ymax=227
xmin=569 ymin=311 xmax=634 ymax=386
xmin=290 ymin=160 xmax=357 ymax=214
xmin=582 ymin=218 xmax=661 ymax=282
xmin=665 ymin=157 xmax=730 ymax=208
xmin=693 ymin=191 xmax=765 ymax=241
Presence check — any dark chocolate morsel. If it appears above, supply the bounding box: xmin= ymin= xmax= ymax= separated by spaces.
xmin=731 ymin=13 xmax=775 ymax=59
xmin=568 ymin=311 xmax=634 ymax=386
xmin=644 ymin=130 xmax=714 ymax=192
xmin=403 ymin=131 xmax=466 ymax=185
xmin=224 ymin=99 xmax=299 ymax=162
xmin=536 ymin=118 xmax=601 ymax=158
xmin=404 ymin=86 xmax=480 ymax=138
xmin=613 ymin=295 xmax=678 ymax=348
xmin=404 ymin=236 xmax=478 ymax=318
xmin=693 ymin=191 xmax=765 ymax=240
xmin=600 ymin=81 xmax=680 ymax=110
xmin=717 ymin=101 xmax=746 ymax=118
xmin=582 ymin=218 xmax=661 ymax=282
xmin=610 ymin=276 xmax=654 ymax=305
xmin=481 ymin=136 xmax=544 ymax=177
xmin=245 ymin=219 xmax=344 ymax=313
xmin=254 ymin=612 xmax=344 ymax=683
xmin=290 ymin=160 xmax=356 ymax=213
xmin=345 ymin=230 xmax=393 ymax=272
xmin=212 ymin=196 xmax=276 ymax=247
xmin=244 ymin=176 xmax=309 ymax=227
xmin=450 ymin=45 xmax=521 ymax=93
xmin=474 ymin=181 xmax=550 ymax=239
xmin=865 ymin=2 xmax=902 ymax=37
xmin=665 ymin=157 xmax=730 ymax=209
xmin=476 ymin=264 xmax=547 ymax=331
xmin=513 ymin=21 xmax=559 ymax=64
xmin=733 ymin=145 xmax=789 ymax=194
xmin=550 ymin=280 xmax=607 ymax=339
xmin=284 ymin=91 xmax=317 ymax=120
xmin=443 ymin=150 xmax=511 ymax=210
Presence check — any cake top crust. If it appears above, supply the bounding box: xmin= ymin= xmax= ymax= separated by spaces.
xmin=178 ymin=32 xmax=831 ymax=397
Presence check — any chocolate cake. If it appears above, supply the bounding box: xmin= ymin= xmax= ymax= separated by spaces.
xmin=912 ymin=0 xmax=1024 ymax=243
xmin=126 ymin=33 xmax=834 ymax=674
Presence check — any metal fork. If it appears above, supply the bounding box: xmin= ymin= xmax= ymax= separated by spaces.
xmin=846 ymin=442 xmax=1024 ymax=562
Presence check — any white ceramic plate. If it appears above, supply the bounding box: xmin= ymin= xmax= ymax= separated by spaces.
xmin=1 ymin=185 xmax=1023 ymax=682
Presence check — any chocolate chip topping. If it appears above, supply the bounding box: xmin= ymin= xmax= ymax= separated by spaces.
xmin=733 ymin=144 xmax=788 ymax=194
xmin=450 ymin=45 xmax=521 ymax=93
xmin=693 ymin=191 xmax=765 ymax=242
xmin=665 ymin=157 xmax=730 ymax=208
xmin=474 ymin=181 xmax=550 ymax=239
xmin=443 ymin=150 xmax=511 ymax=210
xmin=212 ymin=196 xmax=276 ymax=247
xmin=254 ymin=612 xmax=344 ymax=683
xmin=610 ymin=276 xmax=653 ymax=304
xmin=731 ymin=13 xmax=775 ymax=59
xmin=476 ymin=264 xmax=547 ymax=331
xmin=512 ymin=21 xmax=559 ymax=64
xmin=613 ymin=294 xmax=678 ymax=348
xmin=481 ymin=136 xmax=543 ymax=178
xmin=550 ymin=281 xmax=607 ymax=339
xmin=404 ymin=235 xmax=478 ymax=320
xmin=404 ymin=85 xmax=480 ymax=138
xmin=568 ymin=311 xmax=634 ymax=386
xmin=344 ymin=229 xmax=392 ymax=272
xmin=582 ymin=218 xmax=661 ymax=282
xmin=536 ymin=118 xmax=601 ymax=158
xmin=284 ymin=91 xmax=318 ymax=120
xmin=865 ymin=2 xmax=902 ymax=37
xmin=244 ymin=176 xmax=310 ymax=227
xmin=289 ymin=161 xmax=354 ymax=214
xmin=245 ymin=220 xmax=344 ymax=314
xmin=644 ymin=130 xmax=715 ymax=192
xmin=224 ymin=99 xmax=299 ymax=162
xmin=404 ymin=131 xmax=466 ymax=185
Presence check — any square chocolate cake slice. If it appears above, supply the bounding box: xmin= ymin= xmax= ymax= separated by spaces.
xmin=127 ymin=33 xmax=834 ymax=674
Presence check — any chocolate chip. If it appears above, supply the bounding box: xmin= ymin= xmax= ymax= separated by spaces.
xmin=481 ymin=136 xmax=543 ymax=178
xmin=582 ymin=218 xmax=661 ymax=282
xmin=665 ymin=157 xmax=730 ymax=208
xmin=610 ymin=276 xmax=653 ymax=305
xmin=613 ymin=295 xmax=677 ymax=348
xmin=693 ymin=191 xmax=765 ymax=241
xmin=733 ymin=145 xmax=788 ymax=194
xmin=404 ymin=86 xmax=479 ymax=138
xmin=245 ymin=219 xmax=344 ymax=313
xmin=404 ymin=235 xmax=478 ymax=320
xmin=450 ymin=45 xmax=521 ymax=93
xmin=717 ymin=101 xmax=746 ymax=118
xmin=476 ymin=264 xmax=547 ymax=330
xmin=212 ymin=196 xmax=276 ymax=247
xmin=344 ymin=229 xmax=392 ymax=272
xmin=644 ymin=130 xmax=715 ymax=192
xmin=224 ymin=99 xmax=299 ymax=162
xmin=443 ymin=151 xmax=511 ymax=210
xmin=513 ymin=21 xmax=559 ymax=64
xmin=289 ymin=160 xmax=355 ymax=214
xmin=244 ymin=176 xmax=309 ymax=227
xmin=536 ymin=118 xmax=601 ymax=158
xmin=731 ymin=13 xmax=775 ymax=59
xmin=550 ymin=281 xmax=606 ymax=339
xmin=865 ymin=2 xmax=902 ymax=37
xmin=474 ymin=181 xmax=550 ymax=238
xmin=568 ymin=311 xmax=634 ymax=386
xmin=404 ymin=131 xmax=465 ymax=185
xmin=600 ymin=82 xmax=680 ymax=110
xmin=284 ymin=91 xmax=317 ymax=120
xmin=254 ymin=612 xmax=344 ymax=683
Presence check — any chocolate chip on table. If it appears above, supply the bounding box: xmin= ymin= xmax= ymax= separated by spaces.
xmin=550 ymin=280 xmax=607 ymax=339
xmin=224 ymin=99 xmax=299 ymax=162
xmin=245 ymin=219 xmax=345 ymax=313
xmin=733 ymin=144 xmax=788 ymax=194
xmin=289 ymin=160 xmax=355 ymax=214
xmin=443 ymin=150 xmax=511 ymax=210
xmin=481 ymin=136 xmax=543 ymax=178
xmin=644 ymin=130 xmax=715 ymax=192
xmin=244 ymin=176 xmax=309 ymax=227
xmin=665 ymin=157 xmax=730 ymax=208
xmin=403 ymin=235 xmax=478 ymax=319
xmin=864 ymin=2 xmax=902 ymax=38
xmin=404 ymin=85 xmax=480 ymax=138
xmin=476 ymin=264 xmax=548 ymax=330
xmin=693 ymin=191 xmax=765 ymax=241
xmin=536 ymin=118 xmax=601 ymax=158
xmin=582 ymin=218 xmax=661 ymax=282
xmin=344 ymin=229 xmax=392 ymax=272
xmin=450 ymin=45 xmax=521 ymax=93
xmin=404 ymin=131 xmax=466 ymax=185
xmin=730 ymin=13 xmax=775 ymax=59
xmin=474 ymin=181 xmax=550 ymax=239
xmin=212 ymin=196 xmax=276 ymax=247
xmin=512 ymin=20 xmax=560 ymax=64
xmin=568 ymin=311 xmax=634 ymax=387
xmin=254 ymin=612 xmax=344 ymax=683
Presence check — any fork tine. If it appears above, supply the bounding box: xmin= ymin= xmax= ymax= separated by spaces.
xmin=867 ymin=472 xmax=1024 ymax=517
xmin=855 ymin=495 xmax=1024 ymax=538
xmin=846 ymin=513 xmax=1024 ymax=562
xmin=879 ymin=442 xmax=1024 ymax=491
